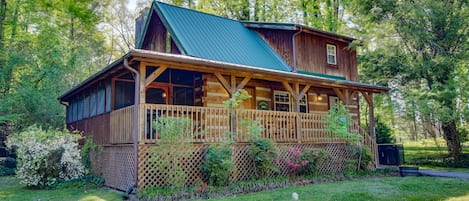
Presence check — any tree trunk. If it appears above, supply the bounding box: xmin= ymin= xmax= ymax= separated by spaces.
xmin=442 ymin=120 xmax=461 ymax=158
xmin=0 ymin=0 xmax=5 ymax=43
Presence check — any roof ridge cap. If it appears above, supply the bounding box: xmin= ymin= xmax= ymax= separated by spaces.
xmin=153 ymin=0 xmax=241 ymax=23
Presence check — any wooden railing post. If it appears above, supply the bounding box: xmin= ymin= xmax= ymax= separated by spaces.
xmin=296 ymin=113 xmax=302 ymax=143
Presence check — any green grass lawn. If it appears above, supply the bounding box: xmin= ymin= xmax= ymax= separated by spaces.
xmin=209 ymin=176 xmax=469 ymax=201
xmin=0 ymin=176 xmax=123 ymax=201
xmin=402 ymin=138 xmax=469 ymax=171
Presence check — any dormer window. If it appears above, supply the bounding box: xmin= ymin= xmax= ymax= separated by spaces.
xmin=327 ymin=44 xmax=337 ymax=65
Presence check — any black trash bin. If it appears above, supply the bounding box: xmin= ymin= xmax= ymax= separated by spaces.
xmin=378 ymin=144 xmax=404 ymax=165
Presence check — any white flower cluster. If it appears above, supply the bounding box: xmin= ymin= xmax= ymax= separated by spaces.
xmin=7 ymin=126 xmax=85 ymax=187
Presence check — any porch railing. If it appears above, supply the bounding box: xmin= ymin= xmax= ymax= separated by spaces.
xmin=141 ymin=104 xmax=357 ymax=144
xmin=109 ymin=106 xmax=134 ymax=144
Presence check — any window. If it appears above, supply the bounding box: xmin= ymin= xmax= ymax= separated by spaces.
xmin=299 ymin=96 xmax=308 ymax=113
xmin=105 ymin=81 xmax=112 ymax=112
xmin=274 ymin=90 xmax=307 ymax=113
xmin=327 ymin=44 xmax=337 ymax=65
xmin=329 ymin=96 xmax=339 ymax=109
xmin=274 ymin=91 xmax=291 ymax=112
xmin=97 ymin=84 xmax=105 ymax=115
xmin=114 ymin=81 xmax=135 ymax=110
xmin=173 ymin=87 xmax=194 ymax=106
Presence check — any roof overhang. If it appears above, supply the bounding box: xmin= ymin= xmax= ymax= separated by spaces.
xmin=243 ymin=21 xmax=359 ymax=43
xmin=59 ymin=49 xmax=389 ymax=101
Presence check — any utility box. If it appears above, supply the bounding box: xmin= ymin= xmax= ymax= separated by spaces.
xmin=378 ymin=144 xmax=404 ymax=165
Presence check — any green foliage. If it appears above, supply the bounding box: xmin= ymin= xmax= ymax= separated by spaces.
xmin=223 ymin=89 xmax=252 ymax=110
xmin=300 ymin=148 xmax=328 ymax=175
xmin=0 ymin=156 xmax=16 ymax=176
xmin=0 ymin=0 xmax=108 ymax=131
xmin=324 ymin=101 xmax=361 ymax=144
xmin=0 ymin=165 xmax=14 ymax=176
xmin=6 ymin=125 xmax=85 ymax=187
xmin=248 ymin=139 xmax=279 ymax=178
xmin=284 ymin=147 xmax=327 ymax=176
xmin=345 ymin=146 xmax=373 ymax=174
xmin=201 ymin=143 xmax=234 ymax=186
xmin=80 ymin=137 xmax=101 ymax=173
xmin=375 ymin=117 xmax=393 ymax=144
xmin=349 ymin=0 xmax=469 ymax=158
xmin=150 ymin=117 xmax=193 ymax=189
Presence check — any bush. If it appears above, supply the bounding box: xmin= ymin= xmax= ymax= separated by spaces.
xmin=6 ymin=125 xmax=85 ymax=187
xmin=285 ymin=147 xmax=327 ymax=176
xmin=150 ymin=117 xmax=193 ymax=189
xmin=249 ymin=139 xmax=279 ymax=178
xmin=346 ymin=145 xmax=373 ymax=173
xmin=3 ymin=157 xmax=16 ymax=169
xmin=376 ymin=117 xmax=393 ymax=144
xmin=0 ymin=165 xmax=15 ymax=176
xmin=201 ymin=143 xmax=233 ymax=186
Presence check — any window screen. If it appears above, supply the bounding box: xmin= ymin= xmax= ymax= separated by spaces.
xmin=173 ymin=87 xmax=194 ymax=106
xmin=114 ymin=81 xmax=135 ymax=110
xmin=105 ymin=81 xmax=112 ymax=112
xmin=97 ymin=84 xmax=105 ymax=115
xmin=90 ymin=89 xmax=97 ymax=117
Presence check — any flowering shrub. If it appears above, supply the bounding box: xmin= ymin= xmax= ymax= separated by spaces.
xmin=6 ymin=126 xmax=85 ymax=187
xmin=285 ymin=147 xmax=327 ymax=176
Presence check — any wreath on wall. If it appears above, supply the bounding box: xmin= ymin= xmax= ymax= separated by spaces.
xmin=257 ymin=100 xmax=269 ymax=110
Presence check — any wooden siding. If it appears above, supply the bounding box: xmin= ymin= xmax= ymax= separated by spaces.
xmin=256 ymin=28 xmax=294 ymax=67
xmin=68 ymin=113 xmax=110 ymax=145
xmin=297 ymin=32 xmax=357 ymax=80
xmin=141 ymin=11 xmax=181 ymax=53
xmin=255 ymin=29 xmax=358 ymax=81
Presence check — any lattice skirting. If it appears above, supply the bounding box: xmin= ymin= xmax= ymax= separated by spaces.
xmin=90 ymin=145 xmax=136 ymax=191
xmin=137 ymin=143 xmax=354 ymax=189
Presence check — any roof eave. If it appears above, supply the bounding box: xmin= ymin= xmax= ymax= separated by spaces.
xmin=130 ymin=49 xmax=389 ymax=92
xmin=244 ymin=22 xmax=360 ymax=43
xmin=58 ymin=54 xmax=131 ymax=101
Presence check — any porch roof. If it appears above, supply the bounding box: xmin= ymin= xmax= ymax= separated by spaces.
xmin=59 ymin=49 xmax=389 ymax=101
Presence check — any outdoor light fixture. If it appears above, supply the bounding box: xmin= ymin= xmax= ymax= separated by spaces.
xmin=317 ymin=93 xmax=323 ymax=101
xmin=162 ymin=92 xmax=167 ymax=98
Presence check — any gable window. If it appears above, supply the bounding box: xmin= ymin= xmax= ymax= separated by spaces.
xmin=274 ymin=90 xmax=308 ymax=113
xmin=327 ymin=44 xmax=337 ymax=65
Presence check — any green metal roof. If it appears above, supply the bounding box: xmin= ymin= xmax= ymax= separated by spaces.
xmin=150 ymin=1 xmax=291 ymax=72
xmin=297 ymin=70 xmax=346 ymax=80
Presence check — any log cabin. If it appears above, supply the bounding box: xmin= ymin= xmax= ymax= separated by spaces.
xmin=59 ymin=1 xmax=389 ymax=191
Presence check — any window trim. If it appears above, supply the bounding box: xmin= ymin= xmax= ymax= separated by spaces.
xmin=273 ymin=90 xmax=308 ymax=113
xmin=326 ymin=44 xmax=337 ymax=66
xmin=328 ymin=95 xmax=340 ymax=109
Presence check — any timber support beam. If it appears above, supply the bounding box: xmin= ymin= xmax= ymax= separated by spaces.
xmin=333 ymin=88 xmax=353 ymax=105
xmin=145 ymin=64 xmax=168 ymax=87
xmin=214 ymin=72 xmax=252 ymax=96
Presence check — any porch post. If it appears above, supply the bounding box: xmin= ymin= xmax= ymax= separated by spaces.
xmin=282 ymin=82 xmax=310 ymax=143
xmin=138 ymin=62 xmax=146 ymax=143
xmin=214 ymin=72 xmax=252 ymax=140
xmin=361 ymin=92 xmax=375 ymax=140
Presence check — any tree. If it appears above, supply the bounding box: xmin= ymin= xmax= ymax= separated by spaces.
xmin=0 ymin=0 xmax=108 ymax=130
xmin=349 ymin=0 xmax=469 ymax=158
